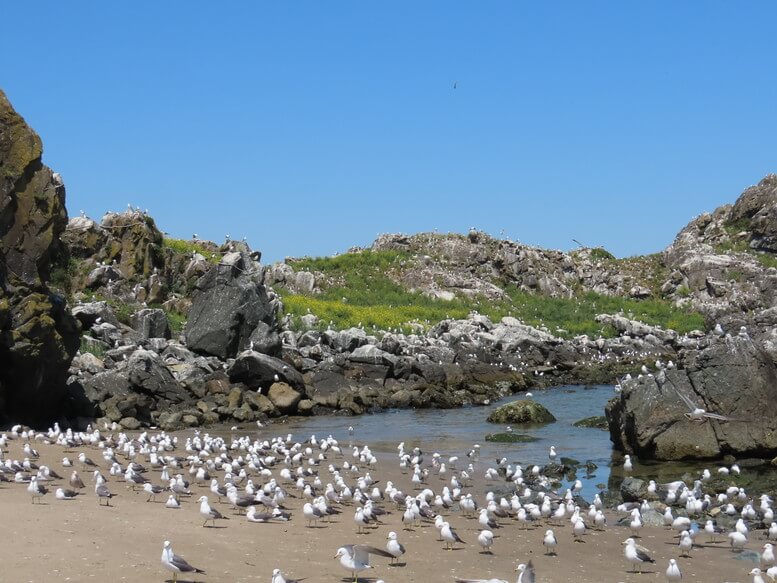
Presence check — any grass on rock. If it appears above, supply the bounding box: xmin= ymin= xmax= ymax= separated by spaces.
xmin=280 ymin=250 xmax=705 ymax=337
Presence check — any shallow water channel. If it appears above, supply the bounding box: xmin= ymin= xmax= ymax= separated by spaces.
xmin=215 ymin=384 xmax=777 ymax=502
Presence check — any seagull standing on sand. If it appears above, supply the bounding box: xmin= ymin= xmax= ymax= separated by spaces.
xmin=750 ymin=568 xmax=770 ymax=583
xmin=334 ymin=545 xmax=394 ymax=582
xmin=477 ymin=529 xmax=494 ymax=554
xmin=28 ymin=476 xmax=48 ymax=503
xmin=543 ymin=529 xmax=557 ymax=555
xmin=198 ymin=495 xmax=227 ymax=527
xmin=161 ymin=540 xmax=205 ymax=583
xmin=386 ymin=531 xmax=406 ymax=564
xmin=623 ymin=538 xmax=655 ymax=573
xmin=441 ymin=521 xmax=466 ymax=550
xmin=665 ymin=558 xmax=682 ymax=581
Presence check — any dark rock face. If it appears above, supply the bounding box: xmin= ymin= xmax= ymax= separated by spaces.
xmin=607 ymin=335 xmax=777 ymax=460
xmin=0 ymin=90 xmax=80 ymax=427
xmin=184 ymin=252 xmax=279 ymax=359
xmin=132 ymin=308 xmax=171 ymax=340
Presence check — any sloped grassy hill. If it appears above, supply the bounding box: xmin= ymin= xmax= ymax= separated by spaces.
xmin=275 ymin=245 xmax=706 ymax=338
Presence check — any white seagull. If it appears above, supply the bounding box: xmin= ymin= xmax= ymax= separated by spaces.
xmin=334 ymin=545 xmax=394 ymax=582
xmin=161 ymin=540 xmax=205 ymax=583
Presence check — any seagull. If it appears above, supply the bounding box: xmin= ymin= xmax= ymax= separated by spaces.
xmin=198 ymin=495 xmax=227 ymax=527
xmin=477 ymin=529 xmax=494 ymax=554
xmin=70 ymin=470 xmax=85 ymax=489
xmin=55 ymin=487 xmax=80 ymax=500
xmin=678 ymin=530 xmax=693 ymax=557
xmin=517 ymin=562 xmax=535 ymax=583
xmin=165 ymin=495 xmax=181 ymax=509
xmin=623 ymin=538 xmax=655 ymax=573
xmin=543 ymin=529 xmax=557 ymax=555
xmin=441 ymin=521 xmax=466 ymax=550
xmin=386 ymin=531 xmax=406 ymax=564
xmin=271 ymin=568 xmax=304 ymax=583
xmin=750 ymin=568 xmax=770 ymax=583
xmin=665 ymin=558 xmax=682 ymax=581
xmin=548 ymin=446 xmax=557 ymax=463
xmin=161 ymin=540 xmax=205 ymax=583
xmin=28 ymin=476 xmax=48 ymax=503
xmin=334 ymin=545 xmax=394 ymax=582
xmin=95 ymin=480 xmax=114 ymax=506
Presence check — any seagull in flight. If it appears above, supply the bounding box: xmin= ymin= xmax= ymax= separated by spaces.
xmin=671 ymin=385 xmax=737 ymax=422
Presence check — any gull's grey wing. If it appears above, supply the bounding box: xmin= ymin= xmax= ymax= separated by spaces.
xmin=171 ymin=553 xmax=201 ymax=573
xmin=520 ymin=561 xmax=535 ymax=583
xmin=353 ymin=544 xmax=395 ymax=563
xmin=672 ymin=386 xmax=699 ymax=412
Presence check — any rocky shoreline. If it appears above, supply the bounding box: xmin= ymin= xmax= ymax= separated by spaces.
xmin=4 ymin=89 xmax=777 ymax=462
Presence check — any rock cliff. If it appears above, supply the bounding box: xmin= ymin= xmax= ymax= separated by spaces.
xmin=0 ymin=90 xmax=80 ymax=426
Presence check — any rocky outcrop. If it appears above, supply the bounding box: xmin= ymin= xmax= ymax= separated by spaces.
xmin=184 ymin=252 xmax=281 ymax=359
xmin=0 ymin=90 xmax=81 ymax=426
xmin=487 ymin=399 xmax=556 ymax=424
xmin=606 ymin=334 xmax=777 ymax=460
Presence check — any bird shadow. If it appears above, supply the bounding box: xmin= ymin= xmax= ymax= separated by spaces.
xmin=388 ymin=562 xmax=407 ymax=567
xmin=165 ymin=579 xmax=205 ymax=583
xmin=203 ymin=524 xmax=228 ymax=529
xmin=628 ymin=570 xmax=656 ymax=575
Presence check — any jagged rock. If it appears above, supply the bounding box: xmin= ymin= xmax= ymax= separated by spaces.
xmin=184 ymin=252 xmax=278 ymax=359
xmin=71 ymin=301 xmax=120 ymax=328
xmin=348 ymin=344 xmax=397 ymax=366
xmin=227 ymin=350 xmax=305 ymax=392
xmin=300 ymin=313 xmax=319 ymax=330
xmin=97 ymin=211 xmax=165 ymax=279
xmin=487 ymin=399 xmax=556 ymax=424
xmin=126 ymin=349 xmax=189 ymax=404
xmin=0 ymin=291 xmax=80 ymax=425
xmin=62 ymin=216 xmax=108 ymax=258
xmin=85 ymin=264 xmax=124 ymax=288
xmin=0 ymin=91 xmax=81 ymax=426
xmin=248 ymin=321 xmax=281 ymax=356
xmin=729 ymin=174 xmax=777 ymax=253
xmin=620 ymin=477 xmax=648 ymax=502
xmin=71 ymin=352 xmax=105 ymax=374
xmin=132 ymin=308 xmax=171 ymax=339
xmin=606 ymin=335 xmax=777 ymax=460
xmin=267 ymin=382 xmax=302 ymax=413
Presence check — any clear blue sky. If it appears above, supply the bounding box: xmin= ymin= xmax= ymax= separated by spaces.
xmin=2 ymin=2 xmax=776 ymax=262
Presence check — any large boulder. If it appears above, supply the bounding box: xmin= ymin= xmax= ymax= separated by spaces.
xmin=606 ymin=335 xmax=777 ymax=460
xmin=487 ymin=399 xmax=556 ymax=424
xmin=0 ymin=90 xmax=80 ymax=426
xmin=227 ymin=350 xmax=305 ymax=392
xmin=132 ymin=308 xmax=171 ymax=340
xmin=184 ymin=252 xmax=279 ymax=359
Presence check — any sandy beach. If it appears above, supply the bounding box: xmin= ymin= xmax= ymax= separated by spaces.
xmin=0 ymin=428 xmax=763 ymax=583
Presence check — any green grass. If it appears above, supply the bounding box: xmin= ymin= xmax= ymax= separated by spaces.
xmin=279 ymin=250 xmax=705 ymax=337
xmin=163 ymin=238 xmax=220 ymax=264
xmin=80 ymin=336 xmax=106 ymax=358
xmin=714 ymin=240 xmax=777 ymax=269
xmin=165 ymin=309 xmax=186 ymax=335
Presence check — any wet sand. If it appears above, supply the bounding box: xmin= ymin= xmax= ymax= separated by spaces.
xmin=0 ymin=431 xmax=762 ymax=583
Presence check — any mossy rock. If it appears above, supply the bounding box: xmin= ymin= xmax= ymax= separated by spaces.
xmin=485 ymin=432 xmax=539 ymax=443
xmin=573 ymin=415 xmax=608 ymax=429
xmin=487 ymin=399 xmax=556 ymax=425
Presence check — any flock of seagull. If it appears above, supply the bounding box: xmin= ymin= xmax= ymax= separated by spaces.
xmin=2 ymin=412 xmax=777 ymax=582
